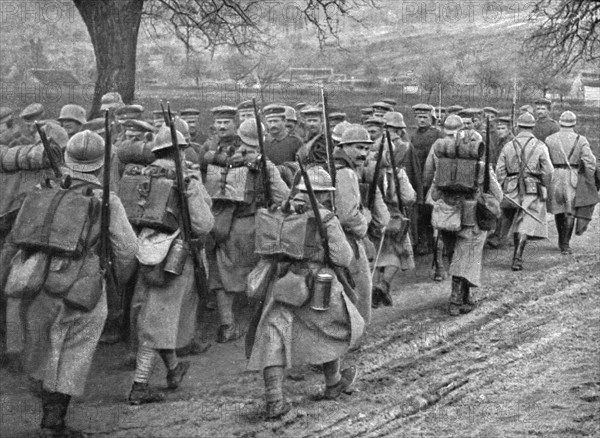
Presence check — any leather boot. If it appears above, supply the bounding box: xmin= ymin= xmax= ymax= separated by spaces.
xmin=555 ymin=213 xmax=565 ymax=251
xmin=264 ymin=366 xmax=289 ymax=420
xmin=562 ymin=215 xmax=574 ymax=255
xmin=512 ymin=234 xmax=527 ymax=271
xmin=449 ymin=276 xmax=462 ymax=316
xmin=460 ymin=281 xmax=475 ymax=314
xmin=40 ymin=390 xmax=83 ymax=437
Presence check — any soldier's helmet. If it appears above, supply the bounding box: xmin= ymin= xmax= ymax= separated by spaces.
xmin=297 ymin=166 xmax=335 ymax=192
xmin=444 ymin=115 xmax=464 ymax=132
xmin=152 ymin=126 xmax=187 ymax=153
xmin=559 ymin=111 xmax=576 ymax=127
xmin=338 ymin=124 xmax=373 ymax=146
xmin=58 ymin=104 xmax=87 ymax=125
xmin=64 ymin=130 xmax=105 ymax=172
xmin=44 ymin=122 xmax=69 ymax=150
xmin=384 ymin=112 xmax=406 ymax=129
xmin=517 ymin=113 xmax=536 ymax=128
xmin=100 ymin=92 xmax=124 ymax=112
xmin=173 ymin=117 xmax=190 ymax=141
xmin=238 ymin=118 xmax=265 ymax=147
xmin=332 ymin=120 xmax=351 ymax=142
xmin=284 ymin=106 xmax=297 ymax=122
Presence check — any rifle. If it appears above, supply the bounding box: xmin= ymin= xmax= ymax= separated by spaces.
xmin=321 ymin=87 xmax=337 ymax=213
xmin=252 ymin=98 xmax=272 ymax=206
xmin=385 ymin=126 xmax=411 ymax=243
xmin=35 ymin=122 xmax=62 ymax=179
xmin=503 ymin=195 xmax=544 ymax=224
xmin=511 ymin=75 xmax=517 ymax=134
xmin=484 ymin=117 xmax=491 ymax=193
xmin=161 ymin=102 xmax=209 ymax=298
xmin=100 ymin=112 xmax=123 ymax=334
xmin=297 ymin=158 xmax=358 ymax=304
xmin=367 ymin=131 xmax=386 ymax=211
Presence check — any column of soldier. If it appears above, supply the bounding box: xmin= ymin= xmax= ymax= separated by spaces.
xmin=0 ymin=91 xmax=597 ymax=435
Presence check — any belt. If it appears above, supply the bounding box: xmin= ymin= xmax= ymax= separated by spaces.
xmin=553 ymin=164 xmax=572 ymax=169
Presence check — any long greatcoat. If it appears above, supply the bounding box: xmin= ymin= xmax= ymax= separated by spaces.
xmin=26 ymin=173 xmax=137 ymax=396
xmin=207 ymin=148 xmax=289 ymax=293
xmin=545 ymin=129 xmax=597 ymax=215
xmin=496 ymin=131 xmax=554 ymax=238
xmin=247 ymin=201 xmax=364 ymax=371
xmin=133 ymin=159 xmax=214 ymax=350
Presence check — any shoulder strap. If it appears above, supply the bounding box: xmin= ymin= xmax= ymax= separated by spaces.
xmin=567 ymin=135 xmax=580 ymax=163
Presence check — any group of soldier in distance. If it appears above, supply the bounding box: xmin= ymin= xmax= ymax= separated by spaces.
xmin=0 ymin=89 xmax=598 ymax=437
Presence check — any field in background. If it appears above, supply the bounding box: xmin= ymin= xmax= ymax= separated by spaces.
xmin=2 ymin=83 xmax=598 ymax=150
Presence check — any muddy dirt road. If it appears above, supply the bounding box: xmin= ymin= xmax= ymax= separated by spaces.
xmin=1 ymin=212 xmax=599 ymax=437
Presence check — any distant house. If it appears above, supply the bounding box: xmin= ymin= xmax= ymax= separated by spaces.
xmin=288 ymin=68 xmax=334 ymax=83
xmin=580 ymin=71 xmax=600 ymax=106
xmin=24 ymin=69 xmax=80 ymax=86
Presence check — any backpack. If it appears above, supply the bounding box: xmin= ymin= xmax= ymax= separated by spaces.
xmin=11 ymin=181 xmax=101 ymax=257
xmin=254 ymin=206 xmax=332 ymax=261
xmin=117 ymin=163 xmax=181 ymax=232
xmin=434 ymin=131 xmax=483 ymax=193
xmin=204 ymin=157 xmax=262 ymax=205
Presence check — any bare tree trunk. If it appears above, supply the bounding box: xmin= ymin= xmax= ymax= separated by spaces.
xmin=73 ymin=0 xmax=144 ymax=118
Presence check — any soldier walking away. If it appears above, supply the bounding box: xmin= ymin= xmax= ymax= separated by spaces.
xmin=128 ymin=127 xmax=214 ymax=405
xmin=57 ymin=104 xmax=87 ymax=139
xmin=486 ymin=116 xmax=516 ymax=248
xmin=247 ymin=166 xmax=364 ymax=420
xmin=426 ymin=115 xmax=503 ymax=316
xmin=496 ymin=113 xmax=554 ymax=271
xmin=5 ymin=130 xmax=137 ymax=436
xmin=203 ymin=118 xmax=289 ymax=343
xmin=532 ymin=98 xmax=560 ymax=142
xmin=411 ymin=103 xmax=444 ymax=255
xmin=545 ymin=111 xmax=598 ymax=254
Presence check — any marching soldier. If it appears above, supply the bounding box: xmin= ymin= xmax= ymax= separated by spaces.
xmin=411 ymin=103 xmax=444 ymax=255
xmin=204 ymin=119 xmax=289 ymax=343
xmin=15 ymin=130 xmax=137 ymax=436
xmin=545 ymin=111 xmax=597 ymax=254
xmin=247 ymin=166 xmax=364 ymax=419
xmin=335 ymin=124 xmax=390 ymax=323
xmin=380 ymin=111 xmax=423 ymax=266
xmin=263 ymin=104 xmax=303 ymax=165
xmin=369 ymin=119 xmax=417 ymax=307
xmin=426 ymin=115 xmax=503 ymax=315
xmin=128 ymin=127 xmax=214 ymax=405
xmin=486 ymin=116 xmax=516 ymax=248
xmin=496 ymin=113 xmax=554 ymax=271
xmin=57 ymin=104 xmax=87 ymax=139
xmin=200 ymin=106 xmax=240 ymax=155
xmin=532 ymin=98 xmax=560 ymax=142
